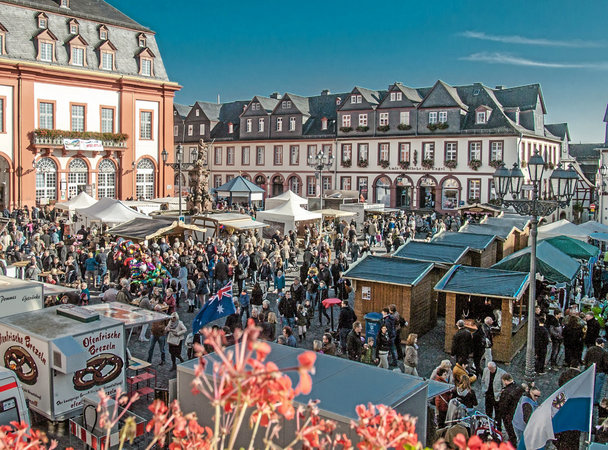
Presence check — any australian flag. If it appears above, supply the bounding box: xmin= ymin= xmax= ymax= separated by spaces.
xmin=192 ymin=281 xmax=235 ymax=332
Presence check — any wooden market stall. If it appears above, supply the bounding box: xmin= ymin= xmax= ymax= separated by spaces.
xmin=394 ymin=241 xmax=473 ymax=266
xmin=435 ymin=265 xmax=530 ymax=362
xmin=460 ymin=223 xmax=518 ymax=261
xmin=483 ymin=215 xmax=531 ymax=251
xmin=432 ymin=232 xmax=500 ymax=267
xmin=343 ymin=255 xmax=439 ymax=335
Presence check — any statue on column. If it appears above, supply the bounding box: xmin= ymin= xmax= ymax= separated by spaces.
xmin=187 ymin=139 xmax=213 ymax=214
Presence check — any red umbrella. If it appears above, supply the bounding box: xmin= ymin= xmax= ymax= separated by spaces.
xmin=322 ymin=297 xmax=341 ymax=331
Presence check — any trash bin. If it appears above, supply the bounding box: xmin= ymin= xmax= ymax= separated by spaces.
xmin=364 ymin=312 xmax=383 ymax=342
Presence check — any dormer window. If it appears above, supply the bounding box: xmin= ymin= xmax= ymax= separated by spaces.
xmin=59 ymin=0 xmax=69 ymax=7
xmin=390 ymin=92 xmax=402 ymax=101
xmin=137 ymin=33 xmax=147 ymax=48
xmin=351 ymin=94 xmax=362 ymax=104
xmin=98 ymin=40 xmax=117 ymax=71
xmin=282 ymin=100 xmax=291 ymax=109
xmin=195 ymin=109 xmax=199 ymax=117
xmin=141 ymin=59 xmax=151 ymax=76
xmin=35 ymin=28 xmax=58 ymax=62
xmin=228 ymin=122 xmax=234 ymax=134
xmin=37 ymin=13 xmax=48 ymax=29
xmin=137 ymin=47 xmax=155 ymax=77
xmin=251 ymin=103 xmax=260 ymax=111
xmin=0 ymin=22 xmax=7 ymax=56
xmin=67 ymin=35 xmax=87 ymax=67
xmin=475 ymin=106 xmax=492 ymax=124
xmin=68 ymin=19 xmax=79 ymax=34
xmin=289 ymin=117 xmax=296 ymax=131
xmin=99 ymin=25 xmax=108 ymax=40
xmin=476 ymin=111 xmax=487 ymax=124
xmin=321 ymin=117 xmax=328 ymax=131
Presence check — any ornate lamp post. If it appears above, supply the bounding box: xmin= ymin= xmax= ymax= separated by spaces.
xmin=493 ymin=151 xmax=578 ymax=383
xmin=307 ymin=149 xmax=334 ymax=209
xmin=162 ymin=144 xmax=194 ymax=220
xmin=599 ymin=165 xmax=608 ymax=223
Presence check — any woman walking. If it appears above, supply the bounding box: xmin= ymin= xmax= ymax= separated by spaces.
xmin=376 ymin=324 xmax=392 ymax=369
xmin=403 ymin=333 xmax=419 ymax=376
xmin=165 ymin=312 xmax=187 ymax=370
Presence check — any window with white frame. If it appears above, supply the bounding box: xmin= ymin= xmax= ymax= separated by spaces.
xmin=358 ymin=143 xmax=369 ymax=161
xmin=35 ymin=157 xmax=57 ymax=203
xmin=282 ymin=100 xmax=291 ymax=109
xmin=399 ymin=111 xmax=410 ymax=125
xmin=100 ymin=28 xmax=108 ymax=40
xmin=251 ymin=103 xmax=259 ymax=111
xmin=258 ymin=118 xmax=264 ymax=132
xmin=341 ymin=144 xmax=352 ymax=162
xmin=39 ymin=42 xmax=53 ymax=62
xmin=307 ymin=176 xmax=316 ymax=196
xmin=290 ymin=145 xmax=299 ymax=165
xmin=423 ymin=142 xmax=434 ymax=160
xmin=468 ymin=141 xmax=481 ymax=161
xmin=490 ymin=141 xmax=503 ymax=161
xmin=256 ymin=146 xmax=264 ymax=165
xmin=390 ymin=92 xmax=402 ymax=101
xmin=358 ymin=114 xmax=368 ymax=127
xmin=379 ymin=112 xmax=389 ymax=126
xmin=195 ymin=109 xmax=199 ymax=117
xmin=214 ymin=175 xmax=222 ymax=188
xmin=445 ymin=142 xmax=457 ymax=162
xmin=289 ymin=117 xmax=296 ymax=131
xmin=242 ymin=146 xmax=250 ymax=165
xmin=323 ymin=144 xmax=333 ymax=159
xmin=276 ymin=117 xmax=282 ymax=131
xmin=342 ymin=114 xmax=351 ymax=128
xmin=101 ymin=107 xmax=114 ymax=133
xmin=67 ymin=158 xmax=87 ymax=198
xmin=274 ymin=145 xmax=283 ymax=165
xmin=38 ymin=16 xmax=47 ymax=29
xmin=141 ymin=58 xmax=152 ymax=76
xmin=322 ymin=176 xmax=331 ymax=190
xmin=214 ymin=146 xmax=222 ymax=165
xmin=307 ymin=145 xmax=317 ymax=160
xmin=288 ymin=176 xmax=300 ymax=195
xmin=476 ymin=111 xmax=487 ymax=124
xmin=438 ymin=111 xmax=448 ymax=123
xmin=187 ymin=124 xmax=193 ymax=136
xmin=226 ymin=147 xmax=235 ymax=165
xmin=140 ymin=111 xmax=152 ymax=139
xmin=246 ymin=119 xmax=252 ymax=133
xmin=101 ymin=52 xmax=113 ymax=70
xmin=468 ymin=179 xmax=481 ymax=201
xmin=379 ymin=143 xmax=389 ymax=161
xmin=351 ymin=94 xmax=362 ymax=104
xmin=97 ymin=159 xmax=116 ymax=198
xmin=199 ymin=123 xmax=205 ymax=135
xmin=399 ymin=143 xmax=410 ymax=162
xmin=71 ymin=104 xmax=85 ymax=132
xmin=428 ymin=111 xmax=438 ymax=124
xmin=39 ymin=102 xmax=54 ymax=129
xmin=358 ymin=177 xmax=368 ymax=199
xmin=136 ymin=159 xmax=155 ymax=199
xmin=71 ymin=47 xmax=84 ymax=66
xmin=70 ymin=23 xmax=78 ymax=35
xmin=340 ymin=177 xmax=351 ymax=190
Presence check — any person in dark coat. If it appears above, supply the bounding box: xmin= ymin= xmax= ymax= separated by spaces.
xmin=583 ymin=337 xmax=608 ymax=404
xmin=497 ymin=373 xmax=524 ymax=446
xmin=472 ymin=325 xmax=486 ymax=378
xmin=338 ymin=300 xmax=357 ymax=354
xmin=451 ymin=320 xmax=472 ymax=364
xmin=535 ymin=316 xmax=550 ymax=375
xmin=346 ymin=321 xmax=364 ymax=361
xmin=585 ymin=312 xmax=601 ymax=349
xmin=563 ymin=313 xmax=584 ymax=367
xmin=278 ymin=291 xmax=297 ymax=328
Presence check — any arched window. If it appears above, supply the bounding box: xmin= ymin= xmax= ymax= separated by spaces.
xmin=98 ymin=159 xmax=116 ymax=199
xmin=67 ymin=158 xmax=88 ymax=199
xmin=255 ymin=175 xmax=265 ymax=186
xmin=375 ymin=176 xmax=391 ymax=206
xmin=441 ymin=178 xmax=460 ymax=210
xmin=136 ymin=158 xmax=155 ymax=199
xmin=35 ymin=158 xmax=57 ymax=204
xmin=271 ymin=175 xmax=284 ymax=196
xmin=288 ymin=176 xmax=301 ymax=195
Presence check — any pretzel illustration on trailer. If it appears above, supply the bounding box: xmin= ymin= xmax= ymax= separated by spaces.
xmin=73 ymin=353 xmax=124 ymax=391
xmin=4 ymin=346 xmax=38 ymax=385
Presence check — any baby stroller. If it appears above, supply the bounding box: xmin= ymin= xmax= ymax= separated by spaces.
xmin=439 ymin=399 xmax=504 ymax=444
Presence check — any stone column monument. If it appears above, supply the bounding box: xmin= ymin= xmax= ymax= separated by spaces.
xmin=187 ymin=139 xmax=213 ymax=214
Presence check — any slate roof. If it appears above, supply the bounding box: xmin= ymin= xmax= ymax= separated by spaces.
xmin=545 ymin=123 xmax=570 ymax=141
xmin=256 ymin=96 xmax=280 ymax=114
xmin=569 ymin=143 xmax=603 ymax=160
xmin=283 ymin=93 xmax=311 ymax=116
xmin=434 ymin=265 xmax=529 ymax=299
xmin=493 ymin=84 xmax=545 ymax=113
xmin=0 ymin=0 xmax=169 ymax=80
xmin=460 ymin=223 xmax=514 ymax=240
xmin=174 ymin=104 xmax=191 ymax=120
xmin=431 ymin=232 xmax=497 ymax=251
xmin=395 ymin=83 xmax=423 ymax=103
xmin=215 ymin=176 xmax=265 ymax=193
xmin=393 ymin=241 xmax=470 ymax=264
xmin=196 ymin=102 xmax=222 ymax=122
xmin=343 ymin=255 xmax=434 ymax=287
xmin=355 ymin=86 xmax=383 ymax=105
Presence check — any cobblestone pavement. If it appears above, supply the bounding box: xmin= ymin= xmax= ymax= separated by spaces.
xmin=36 ymin=245 xmax=589 ymax=448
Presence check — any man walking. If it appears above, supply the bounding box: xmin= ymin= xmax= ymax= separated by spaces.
xmin=481 ymin=361 xmax=505 ymax=419
xmin=497 ymin=373 xmax=524 ymax=446
xmin=583 ymin=337 xmax=608 ymax=404
xmin=451 ymin=320 xmax=472 ymax=364
xmin=338 ymin=300 xmax=357 ymax=354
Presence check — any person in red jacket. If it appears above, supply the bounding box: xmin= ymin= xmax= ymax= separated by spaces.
xmin=433 ymin=367 xmax=452 ymax=428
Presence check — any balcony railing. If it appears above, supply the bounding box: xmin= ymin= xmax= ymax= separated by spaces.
xmin=32 ymin=129 xmax=128 ymax=148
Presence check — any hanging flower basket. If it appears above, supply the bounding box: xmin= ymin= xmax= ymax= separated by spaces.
xmin=468 ymin=159 xmax=482 ymax=171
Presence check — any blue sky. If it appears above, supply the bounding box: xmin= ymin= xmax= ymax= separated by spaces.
xmin=110 ymin=0 xmax=608 ymax=143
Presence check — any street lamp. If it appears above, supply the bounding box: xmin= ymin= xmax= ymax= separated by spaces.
xmin=162 ymin=144 xmax=193 ymax=221
xmin=307 ymin=148 xmax=334 ymax=209
xmin=493 ymin=152 xmax=577 ymax=383
xmin=598 ymin=165 xmax=608 ymax=223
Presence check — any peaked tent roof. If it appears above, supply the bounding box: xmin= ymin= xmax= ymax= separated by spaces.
xmin=537 ymin=219 xmax=589 ymax=241
xmin=257 ymin=199 xmax=322 ymax=222
xmin=267 ymin=190 xmax=308 ymax=205
xmin=215 ymin=176 xmax=265 ymax=194
xmin=432 ymin=232 xmax=497 ymax=251
xmin=76 ymin=197 xmax=149 ymax=225
xmin=344 ymin=255 xmax=434 ymax=287
xmin=577 ymin=221 xmax=608 ymax=235
xmin=542 ymin=235 xmax=600 ymax=261
xmin=434 ymin=265 xmax=529 ymax=299
xmin=492 ymin=241 xmax=581 ymax=283
xmin=55 ymin=191 xmax=97 ymax=211
xmin=393 ymin=241 xmax=470 ymax=264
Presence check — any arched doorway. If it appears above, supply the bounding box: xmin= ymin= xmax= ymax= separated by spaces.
xmin=395 ymin=176 xmax=412 ymax=208
xmin=288 ymin=176 xmax=301 ymax=196
xmin=97 ymin=159 xmax=116 ymax=198
xmin=67 ymin=158 xmax=88 ymax=198
xmin=271 ymin=175 xmax=284 ymax=197
xmin=0 ymin=157 xmax=10 ymax=209
xmin=35 ymin=157 xmax=57 ymax=204
xmin=418 ymin=176 xmax=437 ymax=209
xmin=374 ymin=176 xmax=391 ymax=206
xmin=136 ymin=158 xmax=155 ymax=200
xmin=441 ymin=178 xmax=460 ymax=210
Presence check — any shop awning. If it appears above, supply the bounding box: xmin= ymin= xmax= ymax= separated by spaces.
xmin=344 ymin=254 xmax=434 ymax=287
xmin=394 ymin=241 xmax=470 ymax=264
xmin=492 ymin=241 xmax=581 ymax=283
xmin=434 ymin=265 xmax=530 ymax=300
xmin=541 ymin=235 xmax=600 ymax=261
xmin=108 ymin=217 xmax=175 ymax=241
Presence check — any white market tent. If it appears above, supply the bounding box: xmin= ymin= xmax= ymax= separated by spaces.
xmin=256 ymin=199 xmax=321 ymax=234
xmin=264 ymin=190 xmax=309 ymax=210
xmin=578 ymin=221 xmax=608 ymax=235
xmin=76 ymin=197 xmax=150 ymax=226
xmin=537 ymin=219 xmax=589 ymax=241
xmin=55 ymin=191 xmax=97 ymax=212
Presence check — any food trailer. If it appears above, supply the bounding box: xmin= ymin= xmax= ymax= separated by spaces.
xmin=0 ymin=305 xmax=126 ymax=421
xmin=0 ymin=275 xmax=43 ymax=317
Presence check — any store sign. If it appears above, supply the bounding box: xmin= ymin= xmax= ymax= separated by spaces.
xmin=63 ymin=139 xmax=104 ymax=151
xmin=362 ymin=286 xmax=371 ymax=300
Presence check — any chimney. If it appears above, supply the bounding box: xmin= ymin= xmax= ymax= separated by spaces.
xmin=242 ymin=105 xmax=247 ymax=112
xmin=228 ymin=122 xmax=234 ymax=134
xmin=217 ymin=94 xmax=220 ymax=104
xmin=269 ymin=92 xmax=282 ymax=99
xmin=321 ymin=117 xmax=328 ymax=131
xmin=495 ymin=85 xmax=505 ymax=90
xmin=335 ymin=97 xmax=341 ymax=106
xmin=321 ymin=89 xmax=330 ymax=96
